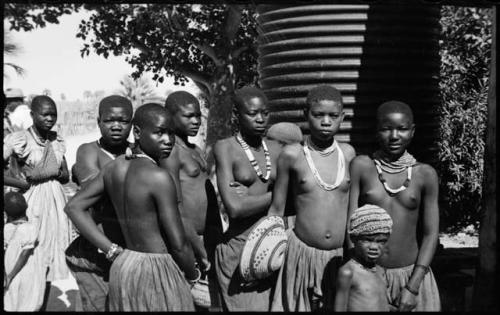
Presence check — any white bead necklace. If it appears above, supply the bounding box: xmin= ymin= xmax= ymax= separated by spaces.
xmin=374 ymin=159 xmax=412 ymax=195
xmin=303 ymin=137 xmax=345 ymax=191
xmin=235 ymin=134 xmax=271 ymax=183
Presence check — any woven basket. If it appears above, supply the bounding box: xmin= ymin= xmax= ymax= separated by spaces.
xmin=191 ymin=275 xmax=211 ymax=308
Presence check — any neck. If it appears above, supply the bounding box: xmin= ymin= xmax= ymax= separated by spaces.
xmin=175 ymin=134 xmax=192 ymax=148
xmin=32 ymin=126 xmax=50 ymax=140
xmin=377 ymin=149 xmax=405 ymax=162
xmin=99 ymin=138 xmax=129 ymax=156
xmin=7 ymin=215 xmax=28 ymax=223
xmin=239 ymin=131 xmax=262 ymax=149
xmin=353 ymin=256 xmax=376 ymax=269
xmin=309 ymin=134 xmax=334 ymax=150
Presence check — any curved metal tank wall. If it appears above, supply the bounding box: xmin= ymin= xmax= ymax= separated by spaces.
xmin=257 ymin=3 xmax=441 ymax=163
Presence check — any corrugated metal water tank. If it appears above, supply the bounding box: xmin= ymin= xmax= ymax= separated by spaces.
xmin=257 ymin=3 xmax=441 ymax=162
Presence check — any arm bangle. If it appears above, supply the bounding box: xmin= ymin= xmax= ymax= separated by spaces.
xmin=415 ymin=264 xmax=430 ymax=273
xmin=187 ymin=267 xmax=201 ymax=285
xmin=105 ymin=243 xmax=123 ymax=262
xmin=405 ymin=284 xmax=419 ymax=296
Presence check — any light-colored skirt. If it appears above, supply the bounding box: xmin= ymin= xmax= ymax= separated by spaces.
xmin=24 ymin=179 xmax=72 ymax=282
xmin=270 ymin=229 xmax=343 ymax=311
xmin=108 ymin=249 xmax=195 ymax=311
xmin=383 ymin=264 xmax=441 ymax=311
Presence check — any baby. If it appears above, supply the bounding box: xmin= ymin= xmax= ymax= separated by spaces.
xmin=4 ymin=191 xmax=46 ymax=311
xmin=334 ymin=204 xmax=393 ymax=311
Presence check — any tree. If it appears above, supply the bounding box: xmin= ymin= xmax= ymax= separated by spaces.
xmin=5 ymin=3 xmax=259 ymax=169
xmin=116 ymin=75 xmax=159 ymax=109
xmin=83 ymin=90 xmax=92 ymax=99
xmin=42 ymin=88 xmax=52 ymax=97
xmin=3 ymin=30 xmax=25 ymax=79
xmin=76 ymin=4 xmax=259 ymax=166
xmin=438 ymin=6 xmax=492 ymax=231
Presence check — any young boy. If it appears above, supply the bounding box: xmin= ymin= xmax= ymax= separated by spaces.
xmin=4 ymin=191 xmax=45 ymax=311
xmin=348 ymin=100 xmax=441 ymax=311
xmin=65 ymin=104 xmax=200 ymax=311
xmin=65 ymin=95 xmax=133 ymax=311
xmin=335 ymin=204 xmax=393 ymax=312
xmin=267 ymin=85 xmax=356 ymax=311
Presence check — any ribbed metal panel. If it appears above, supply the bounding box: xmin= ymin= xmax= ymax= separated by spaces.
xmin=257 ymin=3 xmax=441 ymax=162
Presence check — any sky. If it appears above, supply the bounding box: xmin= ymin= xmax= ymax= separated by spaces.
xmin=3 ymin=10 xmax=196 ymax=101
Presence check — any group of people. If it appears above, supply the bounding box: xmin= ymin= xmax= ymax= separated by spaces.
xmin=3 ymin=84 xmax=441 ymax=312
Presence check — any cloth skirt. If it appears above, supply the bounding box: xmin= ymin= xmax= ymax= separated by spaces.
xmin=270 ymin=229 xmax=343 ymax=311
xmin=384 ymin=264 xmax=441 ymax=311
xmin=108 ymin=249 xmax=195 ymax=311
xmin=214 ymin=226 xmax=274 ymax=311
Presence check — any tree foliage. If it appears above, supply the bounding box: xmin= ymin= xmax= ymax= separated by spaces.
xmin=116 ymin=74 xmax=159 ymax=109
xmin=438 ymin=6 xmax=492 ymax=232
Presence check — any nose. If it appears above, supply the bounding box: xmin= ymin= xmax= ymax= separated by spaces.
xmin=389 ymin=129 xmax=398 ymax=140
xmin=192 ymin=117 xmax=201 ymax=126
xmin=321 ymin=115 xmax=332 ymax=126
xmin=110 ymin=121 xmax=122 ymax=129
xmin=255 ymin=112 xmax=264 ymax=123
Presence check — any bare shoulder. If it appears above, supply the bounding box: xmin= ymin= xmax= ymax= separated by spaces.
xmin=415 ymin=162 xmax=439 ymax=185
xmin=213 ymin=137 xmax=233 ymax=155
xmin=280 ymin=142 xmax=302 ymax=161
xmin=338 ymin=261 xmax=354 ymax=279
xmin=351 ymin=154 xmax=373 ymax=169
xmin=338 ymin=142 xmax=356 ymax=162
xmin=76 ymin=141 xmax=99 ymax=158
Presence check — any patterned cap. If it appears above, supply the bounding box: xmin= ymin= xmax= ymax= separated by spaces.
xmin=349 ymin=204 xmax=393 ymax=236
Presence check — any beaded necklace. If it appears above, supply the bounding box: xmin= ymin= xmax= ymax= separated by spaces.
xmin=305 ymin=136 xmax=336 ymax=157
xmin=373 ymin=150 xmax=416 ymax=195
xmin=235 ymin=134 xmax=271 ymax=183
xmin=134 ymin=153 xmax=157 ymax=165
xmin=303 ymin=137 xmax=345 ymax=191
xmin=97 ymin=139 xmax=118 ymax=160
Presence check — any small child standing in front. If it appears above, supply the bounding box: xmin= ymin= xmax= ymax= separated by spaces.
xmin=334 ymin=204 xmax=393 ymax=312
xmin=4 ymin=191 xmax=46 ymax=311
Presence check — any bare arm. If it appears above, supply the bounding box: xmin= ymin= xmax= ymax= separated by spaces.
xmin=347 ymin=156 xmax=365 ymax=250
xmin=73 ymin=143 xmax=100 ymax=188
xmin=214 ymin=140 xmax=272 ymax=219
xmin=64 ymin=169 xmax=114 ymax=252
xmin=56 ymin=156 xmax=70 ymax=184
xmin=398 ymin=165 xmax=440 ymax=311
xmin=3 ymin=174 xmax=30 ymax=191
xmin=334 ymin=265 xmax=353 ymax=312
xmin=4 ymin=248 xmax=33 ymax=290
xmin=267 ymin=146 xmax=295 ymax=217
xmin=161 ymin=148 xmax=209 ymax=270
xmin=152 ymin=169 xmax=198 ymax=280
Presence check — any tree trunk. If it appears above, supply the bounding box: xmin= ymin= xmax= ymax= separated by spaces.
xmin=204 ymin=67 xmax=235 ymax=175
xmin=472 ymin=6 xmax=497 ymax=312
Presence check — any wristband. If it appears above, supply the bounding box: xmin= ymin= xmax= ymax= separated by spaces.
xmin=415 ymin=264 xmax=429 ymax=273
xmin=105 ymin=243 xmax=123 ymax=262
xmin=405 ymin=284 xmax=419 ymax=296
xmin=187 ymin=267 xmax=202 ymax=285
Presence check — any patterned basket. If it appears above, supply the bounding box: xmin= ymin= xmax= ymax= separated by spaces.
xmin=191 ymin=275 xmax=211 ymax=308
xmin=239 ymin=215 xmax=288 ymax=282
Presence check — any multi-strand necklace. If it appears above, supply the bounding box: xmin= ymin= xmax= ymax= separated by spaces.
xmin=235 ymin=134 xmax=271 ymax=183
xmin=373 ymin=150 xmax=416 ymax=195
xmin=303 ymin=136 xmax=345 ymax=191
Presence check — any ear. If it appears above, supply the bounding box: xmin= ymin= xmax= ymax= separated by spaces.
xmin=303 ymin=108 xmax=309 ymax=119
xmin=97 ymin=116 xmax=101 ymax=124
xmin=410 ymin=123 xmax=416 ymax=138
xmin=340 ymin=110 xmax=346 ymax=122
xmin=30 ymin=110 xmax=34 ymax=120
xmin=133 ymin=125 xmax=141 ymax=142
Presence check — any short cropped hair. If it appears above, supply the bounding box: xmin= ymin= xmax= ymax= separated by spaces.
xmin=376 ymin=100 xmax=414 ymax=124
xmin=305 ymin=85 xmax=343 ymax=110
xmin=233 ymin=86 xmax=268 ymax=112
xmin=4 ymin=191 xmax=28 ymax=219
xmin=31 ymin=95 xmax=56 ymax=112
xmin=98 ymin=95 xmax=133 ymax=117
xmin=132 ymin=103 xmax=168 ymax=129
xmin=164 ymin=91 xmax=199 ymax=115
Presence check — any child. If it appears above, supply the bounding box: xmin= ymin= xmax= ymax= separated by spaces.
xmin=348 ymin=101 xmax=441 ymax=311
xmin=4 ymin=191 xmax=46 ymax=311
xmin=335 ymin=204 xmax=393 ymax=312
xmin=267 ymin=85 xmax=356 ymax=311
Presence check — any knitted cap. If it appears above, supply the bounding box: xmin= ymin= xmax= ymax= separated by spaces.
xmin=266 ymin=122 xmax=303 ymax=144
xmin=349 ymin=204 xmax=393 ymax=237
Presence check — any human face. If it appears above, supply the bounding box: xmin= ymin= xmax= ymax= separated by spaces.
xmin=98 ymin=106 xmax=132 ymax=146
xmin=173 ymin=102 xmax=201 ymax=137
xmin=353 ymin=233 xmax=389 ymax=264
xmin=31 ymin=102 xmax=57 ymax=133
xmin=306 ymin=100 xmax=344 ymax=141
xmin=376 ymin=112 xmax=415 ymax=158
xmin=237 ymin=96 xmax=269 ymax=137
xmin=136 ymin=113 xmax=175 ymax=161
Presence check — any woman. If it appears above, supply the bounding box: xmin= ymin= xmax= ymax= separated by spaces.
xmin=4 ymin=95 xmax=72 ymax=283
xmin=212 ymin=86 xmax=281 ymax=311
